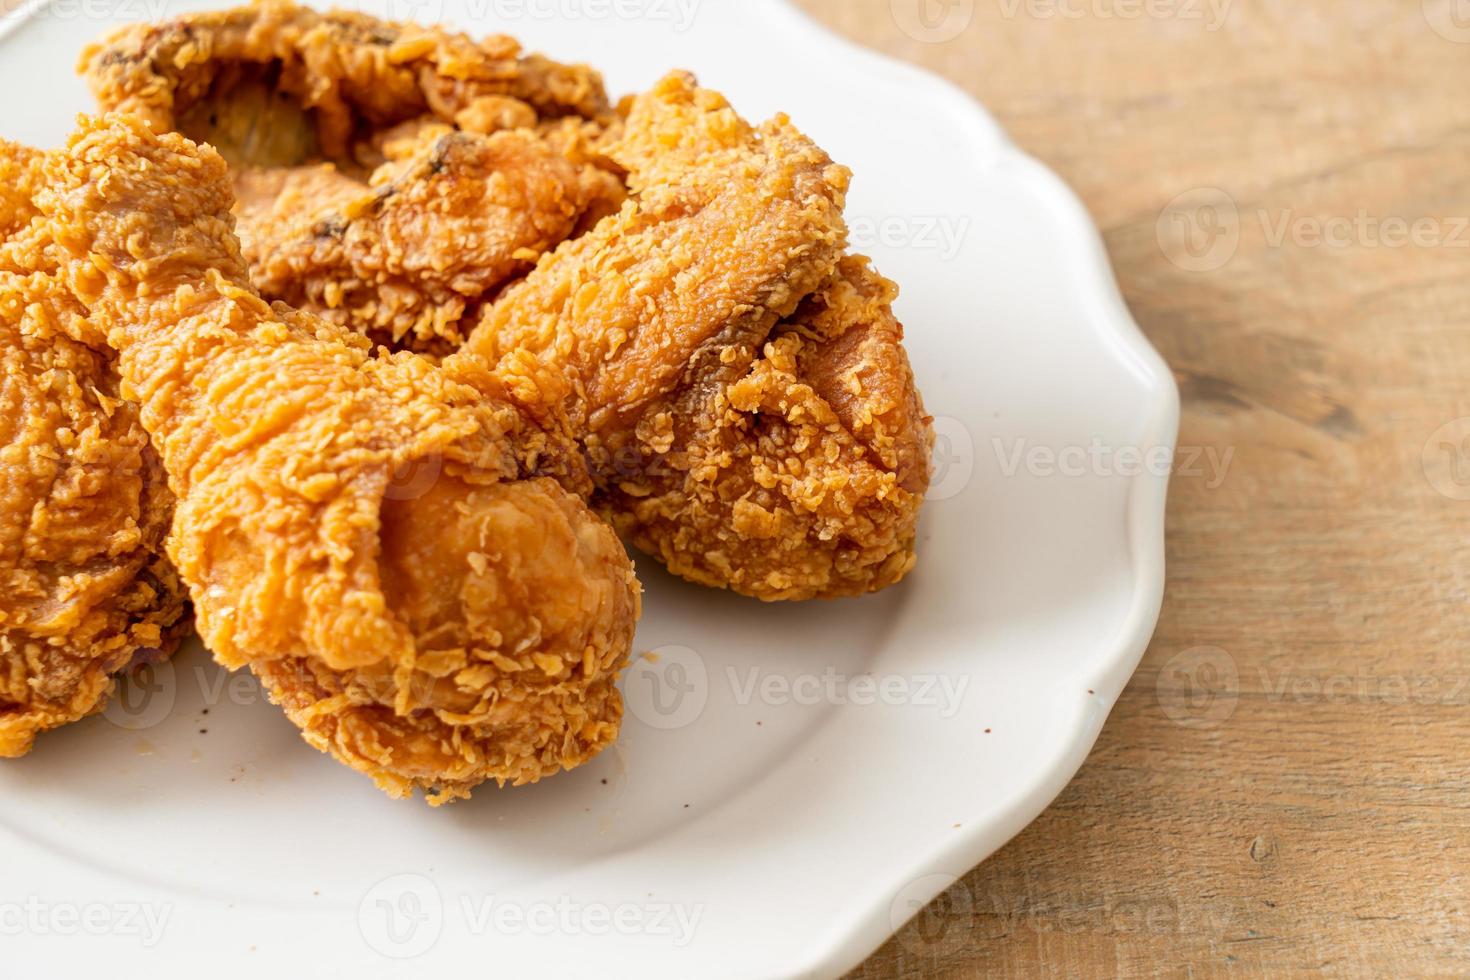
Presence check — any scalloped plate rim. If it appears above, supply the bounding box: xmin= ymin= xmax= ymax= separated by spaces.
xmin=0 ymin=1 xmax=1180 ymax=977
xmin=753 ymin=5 xmax=1179 ymax=974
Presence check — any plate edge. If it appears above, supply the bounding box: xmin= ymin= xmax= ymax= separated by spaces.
xmin=0 ymin=1 xmax=1182 ymax=976
xmin=754 ymin=2 xmax=1180 ymax=978
xmin=0 ymin=0 xmax=48 ymax=41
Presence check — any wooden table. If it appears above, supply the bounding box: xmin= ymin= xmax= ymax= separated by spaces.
xmin=4 ymin=0 xmax=1461 ymax=972
xmin=791 ymin=0 xmax=1470 ymax=975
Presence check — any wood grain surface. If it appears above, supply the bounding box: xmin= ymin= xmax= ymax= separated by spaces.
xmin=3 ymin=0 xmax=1462 ymax=974
xmin=789 ymin=0 xmax=1470 ymax=976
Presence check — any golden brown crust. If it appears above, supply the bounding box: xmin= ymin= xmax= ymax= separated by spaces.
xmin=456 ymin=74 xmax=933 ymax=600
xmin=466 ymin=74 xmax=853 ymax=438
xmin=80 ymin=0 xmax=613 ymax=164
xmin=234 ymin=128 xmax=612 ymax=354
xmin=603 ymin=257 xmax=933 ymax=599
xmin=40 ymin=116 xmax=638 ymax=803
xmin=0 ymin=140 xmax=188 ymax=757
xmin=82 ymin=0 xmax=627 ymax=352
xmin=81 ymin=6 xmax=933 ymax=601
xmin=0 ymin=143 xmax=43 ymax=239
xmin=785 ymin=257 xmax=933 ymax=498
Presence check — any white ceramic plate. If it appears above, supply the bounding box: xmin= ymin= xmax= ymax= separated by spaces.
xmin=0 ymin=1 xmax=1178 ymax=976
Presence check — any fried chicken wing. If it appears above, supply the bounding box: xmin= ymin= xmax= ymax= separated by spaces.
xmin=456 ymin=74 xmax=934 ymax=600
xmin=81 ymin=0 xmax=612 ymax=163
xmin=39 ymin=116 xmax=639 ymax=803
xmin=83 ymin=0 xmax=626 ymax=352
xmin=0 ymin=141 xmax=188 ymax=756
xmin=234 ymin=127 xmax=613 ymax=354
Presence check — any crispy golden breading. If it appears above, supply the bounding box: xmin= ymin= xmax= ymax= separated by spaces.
xmin=0 ymin=144 xmax=43 ymax=239
xmin=40 ymin=116 xmax=639 ymax=803
xmin=234 ymin=128 xmax=612 ymax=354
xmin=81 ymin=0 xmax=612 ymax=163
xmin=456 ymin=74 xmax=934 ymax=600
xmin=82 ymin=0 xmax=626 ymax=351
xmin=84 ymin=5 xmax=932 ymax=600
xmin=0 ymin=141 xmax=188 ymax=757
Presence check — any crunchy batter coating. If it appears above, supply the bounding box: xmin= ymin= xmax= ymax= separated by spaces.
xmin=81 ymin=0 xmax=612 ymax=163
xmin=40 ymin=116 xmax=639 ymax=803
xmin=0 ymin=141 xmax=187 ymax=757
xmin=234 ymin=127 xmax=614 ymax=354
xmin=457 ymin=74 xmax=934 ymax=600
xmin=0 ymin=144 xmax=43 ymax=239
xmin=82 ymin=7 xmax=933 ymax=600
xmin=83 ymin=0 xmax=626 ymax=352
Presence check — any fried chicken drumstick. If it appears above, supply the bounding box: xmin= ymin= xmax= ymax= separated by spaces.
xmin=39 ymin=116 xmax=640 ymax=803
xmin=456 ymin=75 xmax=934 ymax=600
xmin=0 ymin=141 xmax=187 ymax=757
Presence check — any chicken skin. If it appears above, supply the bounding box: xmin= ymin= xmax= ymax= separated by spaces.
xmin=81 ymin=0 xmax=612 ymax=161
xmin=232 ymin=125 xmax=620 ymax=355
xmin=82 ymin=0 xmax=626 ymax=352
xmin=455 ymin=75 xmax=934 ymax=600
xmin=0 ymin=141 xmax=188 ymax=757
xmin=84 ymin=6 xmax=933 ymax=601
xmin=39 ymin=116 xmax=639 ymax=804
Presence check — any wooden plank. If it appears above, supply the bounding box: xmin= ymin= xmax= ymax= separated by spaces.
xmin=787 ymin=0 xmax=1470 ymax=974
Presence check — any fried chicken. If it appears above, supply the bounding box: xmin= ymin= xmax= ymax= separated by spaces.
xmin=232 ymin=126 xmax=617 ymax=355
xmin=84 ymin=6 xmax=933 ymax=600
xmin=0 ymin=143 xmax=43 ymax=239
xmin=0 ymin=140 xmax=188 ymax=757
xmin=455 ymin=74 xmax=934 ymax=600
xmin=81 ymin=0 xmax=611 ymax=161
xmin=39 ymin=115 xmax=640 ymax=804
xmin=82 ymin=0 xmax=626 ymax=352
